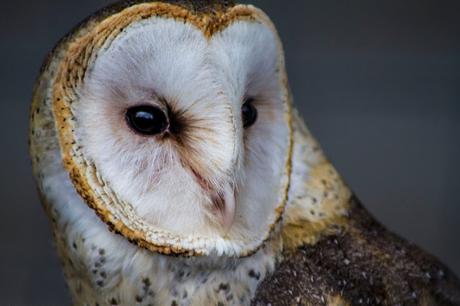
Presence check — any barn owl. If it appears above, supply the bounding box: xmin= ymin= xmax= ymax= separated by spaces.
xmin=29 ymin=0 xmax=460 ymax=305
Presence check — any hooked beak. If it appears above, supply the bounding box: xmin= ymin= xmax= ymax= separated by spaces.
xmin=213 ymin=182 xmax=236 ymax=232
xmin=191 ymin=169 xmax=236 ymax=231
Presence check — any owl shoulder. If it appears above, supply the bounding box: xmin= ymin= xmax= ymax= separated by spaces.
xmin=252 ymin=197 xmax=460 ymax=306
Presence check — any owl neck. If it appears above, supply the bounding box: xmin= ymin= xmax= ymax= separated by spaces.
xmin=281 ymin=110 xmax=353 ymax=252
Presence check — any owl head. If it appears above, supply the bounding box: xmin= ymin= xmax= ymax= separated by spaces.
xmin=47 ymin=0 xmax=293 ymax=256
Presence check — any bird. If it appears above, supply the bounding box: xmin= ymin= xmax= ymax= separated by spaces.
xmin=29 ymin=0 xmax=460 ymax=305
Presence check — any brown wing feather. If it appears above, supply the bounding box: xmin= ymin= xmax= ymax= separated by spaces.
xmin=253 ymin=197 xmax=460 ymax=306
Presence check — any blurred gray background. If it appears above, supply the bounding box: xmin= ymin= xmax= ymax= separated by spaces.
xmin=1 ymin=0 xmax=459 ymax=304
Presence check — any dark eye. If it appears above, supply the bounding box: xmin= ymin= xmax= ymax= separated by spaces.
xmin=125 ymin=105 xmax=168 ymax=136
xmin=242 ymin=98 xmax=258 ymax=128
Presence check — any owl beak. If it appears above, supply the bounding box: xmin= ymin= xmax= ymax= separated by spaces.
xmin=220 ymin=182 xmax=236 ymax=232
xmin=191 ymin=167 xmax=236 ymax=231
xmin=209 ymin=182 xmax=236 ymax=232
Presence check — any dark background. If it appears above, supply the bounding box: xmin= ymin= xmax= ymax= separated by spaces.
xmin=1 ymin=0 xmax=459 ymax=304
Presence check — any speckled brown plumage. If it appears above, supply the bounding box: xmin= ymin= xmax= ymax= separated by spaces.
xmin=253 ymin=196 xmax=460 ymax=306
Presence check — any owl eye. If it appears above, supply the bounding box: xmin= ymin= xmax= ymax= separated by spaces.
xmin=242 ymin=98 xmax=258 ymax=128
xmin=125 ymin=105 xmax=168 ymax=136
